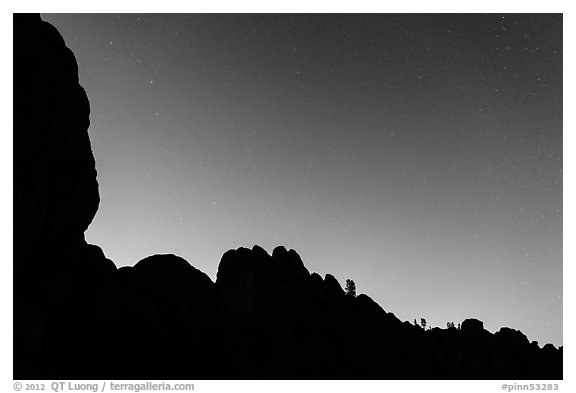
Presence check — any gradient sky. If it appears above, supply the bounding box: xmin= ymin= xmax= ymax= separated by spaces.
xmin=42 ymin=13 xmax=562 ymax=346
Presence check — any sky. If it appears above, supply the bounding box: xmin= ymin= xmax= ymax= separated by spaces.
xmin=41 ymin=13 xmax=562 ymax=347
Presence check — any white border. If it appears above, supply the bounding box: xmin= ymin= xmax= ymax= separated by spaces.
xmin=2 ymin=1 xmax=572 ymax=392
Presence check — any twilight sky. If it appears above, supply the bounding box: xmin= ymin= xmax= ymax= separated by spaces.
xmin=42 ymin=13 xmax=562 ymax=346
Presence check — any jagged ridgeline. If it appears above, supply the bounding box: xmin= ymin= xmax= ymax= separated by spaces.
xmin=13 ymin=14 xmax=562 ymax=380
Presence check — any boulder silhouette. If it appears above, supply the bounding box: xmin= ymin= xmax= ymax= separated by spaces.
xmin=101 ymin=254 xmax=231 ymax=379
xmin=461 ymin=318 xmax=485 ymax=334
xmin=321 ymin=273 xmax=345 ymax=298
xmin=13 ymin=14 xmax=562 ymax=380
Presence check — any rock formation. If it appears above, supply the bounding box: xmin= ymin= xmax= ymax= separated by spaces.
xmin=14 ymin=12 xmax=109 ymax=378
xmin=13 ymin=14 xmax=562 ymax=380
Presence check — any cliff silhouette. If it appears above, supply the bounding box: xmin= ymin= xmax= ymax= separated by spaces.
xmin=13 ymin=14 xmax=562 ymax=380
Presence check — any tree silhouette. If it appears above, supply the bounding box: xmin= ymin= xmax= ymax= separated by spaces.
xmin=345 ymin=279 xmax=356 ymax=297
xmin=420 ymin=318 xmax=427 ymax=330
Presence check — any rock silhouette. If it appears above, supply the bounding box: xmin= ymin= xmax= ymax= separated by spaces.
xmin=13 ymin=14 xmax=562 ymax=380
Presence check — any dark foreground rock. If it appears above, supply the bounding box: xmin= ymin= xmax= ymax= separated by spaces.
xmin=13 ymin=14 xmax=562 ymax=380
